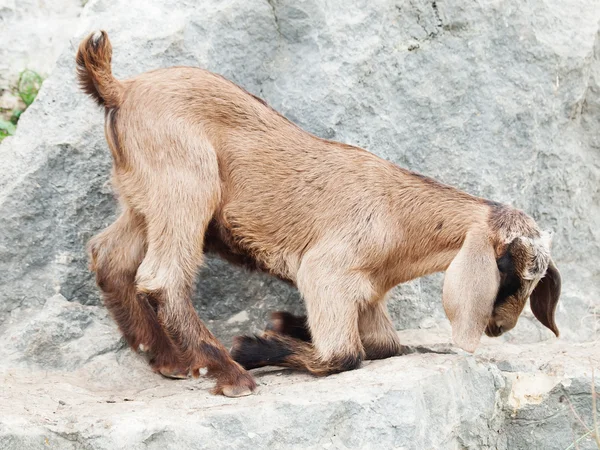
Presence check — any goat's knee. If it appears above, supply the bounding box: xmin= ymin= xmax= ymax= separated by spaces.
xmin=89 ymin=212 xmax=146 ymax=292
xmin=89 ymin=236 xmax=138 ymax=293
xmin=261 ymin=308 xmax=400 ymax=362
xmin=250 ymin=253 xmax=372 ymax=375
xmin=233 ymin=269 xmax=367 ymax=375
xmin=325 ymin=350 xmax=363 ymax=373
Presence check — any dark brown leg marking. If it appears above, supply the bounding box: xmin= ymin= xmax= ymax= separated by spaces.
xmin=231 ymin=331 xmax=362 ymax=376
xmin=89 ymin=210 xmax=185 ymax=376
xmin=144 ymin=287 xmax=256 ymax=397
xmin=264 ymin=307 xmax=401 ymax=362
xmin=266 ymin=311 xmax=312 ymax=342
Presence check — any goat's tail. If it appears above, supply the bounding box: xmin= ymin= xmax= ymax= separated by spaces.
xmin=76 ymin=30 xmax=124 ymax=109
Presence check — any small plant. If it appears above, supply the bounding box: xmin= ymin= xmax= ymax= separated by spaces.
xmin=0 ymin=69 xmax=43 ymax=142
xmin=17 ymin=69 xmax=43 ymax=107
xmin=0 ymin=119 xmax=16 ymax=141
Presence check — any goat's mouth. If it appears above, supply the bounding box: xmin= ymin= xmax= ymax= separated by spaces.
xmin=485 ymin=323 xmax=504 ymax=337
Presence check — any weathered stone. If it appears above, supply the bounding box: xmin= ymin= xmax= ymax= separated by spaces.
xmin=0 ymin=296 xmax=598 ymax=449
xmin=0 ymin=295 xmax=123 ymax=371
xmin=0 ymin=0 xmax=599 ymax=446
xmin=0 ymin=0 xmax=83 ymax=118
xmin=1 ymin=0 xmax=598 ymax=344
xmin=0 ymin=0 xmax=82 ymax=83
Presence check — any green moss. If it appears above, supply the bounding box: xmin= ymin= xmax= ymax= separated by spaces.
xmin=0 ymin=69 xmax=43 ymax=142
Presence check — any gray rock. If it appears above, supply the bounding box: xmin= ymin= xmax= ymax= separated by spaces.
xmin=0 ymin=0 xmax=83 ymax=109
xmin=0 ymin=297 xmax=598 ymax=449
xmin=0 ymin=0 xmax=82 ymax=83
xmin=1 ymin=0 xmax=600 ymax=446
xmin=0 ymin=295 xmax=124 ymax=370
xmin=1 ymin=0 xmax=598 ymax=344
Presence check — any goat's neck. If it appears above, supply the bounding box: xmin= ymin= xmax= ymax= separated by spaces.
xmin=380 ymin=169 xmax=491 ymax=288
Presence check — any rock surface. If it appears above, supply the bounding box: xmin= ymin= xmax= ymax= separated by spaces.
xmin=1 ymin=0 xmax=599 ymax=447
xmin=0 ymin=0 xmax=83 ymax=113
xmin=1 ymin=296 xmax=599 ymax=450
xmin=1 ymin=0 xmax=599 ymax=344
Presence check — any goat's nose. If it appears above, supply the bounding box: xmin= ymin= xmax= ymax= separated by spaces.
xmin=485 ymin=323 xmax=503 ymax=337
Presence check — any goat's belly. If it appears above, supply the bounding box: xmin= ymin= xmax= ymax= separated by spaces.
xmin=202 ymin=219 xmax=295 ymax=285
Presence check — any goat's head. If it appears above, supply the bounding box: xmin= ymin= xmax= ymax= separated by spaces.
xmin=485 ymin=231 xmax=561 ymax=339
xmin=442 ymin=228 xmax=561 ymax=353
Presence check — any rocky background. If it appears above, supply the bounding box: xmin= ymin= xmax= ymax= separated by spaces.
xmin=0 ymin=0 xmax=82 ymax=118
xmin=0 ymin=0 xmax=599 ymax=448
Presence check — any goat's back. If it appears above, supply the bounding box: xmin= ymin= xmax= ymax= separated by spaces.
xmin=112 ymin=66 xmax=493 ymax=284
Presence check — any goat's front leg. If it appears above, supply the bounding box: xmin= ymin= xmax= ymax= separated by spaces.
xmin=263 ymin=300 xmax=401 ymax=361
xmin=358 ymin=301 xmax=402 ymax=360
xmin=231 ymin=255 xmax=369 ymax=375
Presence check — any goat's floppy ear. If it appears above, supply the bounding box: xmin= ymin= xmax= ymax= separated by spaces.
xmin=443 ymin=229 xmax=500 ymax=353
xmin=530 ymin=259 xmax=561 ymax=337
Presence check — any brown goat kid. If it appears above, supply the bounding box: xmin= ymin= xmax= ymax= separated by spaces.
xmin=77 ymin=31 xmax=561 ymax=396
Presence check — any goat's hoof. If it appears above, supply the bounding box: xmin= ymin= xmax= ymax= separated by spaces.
xmin=158 ymin=367 xmax=190 ymax=379
xmin=216 ymin=371 xmax=257 ymax=398
xmin=222 ymin=384 xmax=254 ymax=398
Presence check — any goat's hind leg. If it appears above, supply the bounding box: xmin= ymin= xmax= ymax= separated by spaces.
xmin=135 ymin=183 xmax=256 ymax=397
xmin=89 ymin=206 xmax=185 ymax=376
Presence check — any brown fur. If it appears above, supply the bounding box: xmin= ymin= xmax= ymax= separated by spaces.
xmin=77 ymin=31 xmax=561 ymax=387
